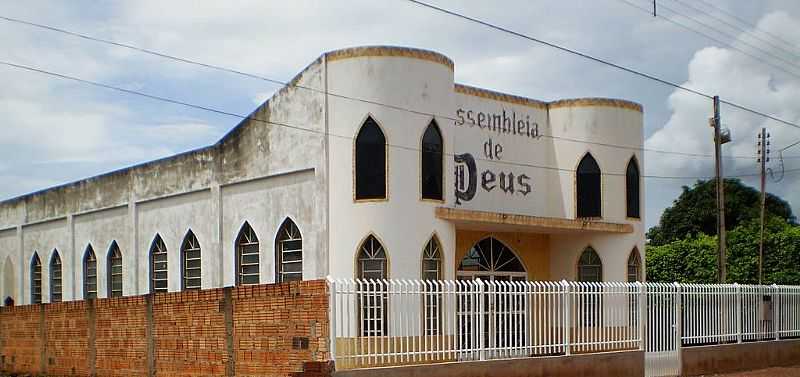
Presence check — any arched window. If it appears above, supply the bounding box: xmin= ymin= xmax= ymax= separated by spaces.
xmin=31 ymin=253 xmax=42 ymax=304
xmin=422 ymin=236 xmax=442 ymax=280
xmin=181 ymin=231 xmax=201 ymax=290
xmin=421 ymin=121 xmax=443 ymax=201
xmin=577 ymin=247 xmax=602 ymax=282
xmin=84 ymin=245 xmax=97 ymax=299
xmin=357 ymin=234 xmax=388 ymax=337
xmin=150 ymin=235 xmax=168 ymax=293
xmin=275 ymin=218 xmax=302 ymax=283
xmin=576 ymin=153 xmax=601 ymax=218
xmin=422 ymin=236 xmax=442 ymax=335
xmin=626 ymin=157 xmax=640 ymax=219
xmin=355 ymin=117 xmax=387 ymax=200
xmin=627 ymin=248 xmax=642 ymax=282
xmin=107 ymin=242 xmax=123 ymax=297
xmin=458 ymin=237 xmax=526 ymax=280
xmin=50 ymin=251 xmax=62 ymax=303
xmin=236 ymin=222 xmax=260 ymax=286
xmin=358 ymin=235 xmax=387 ymax=280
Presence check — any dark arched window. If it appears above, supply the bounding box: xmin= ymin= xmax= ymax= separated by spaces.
xmin=577 ymin=247 xmax=602 ymax=282
xmin=181 ymin=231 xmax=201 ymax=290
xmin=576 ymin=153 xmax=601 ymax=218
xmin=84 ymin=245 xmax=97 ymax=299
xmin=150 ymin=235 xmax=168 ymax=293
xmin=626 ymin=157 xmax=640 ymax=219
xmin=421 ymin=121 xmax=443 ymax=200
xmin=355 ymin=117 xmax=386 ymax=200
xmin=357 ymin=234 xmax=387 ymax=336
xmin=276 ymin=218 xmax=302 ymax=283
xmin=422 ymin=236 xmax=442 ymax=335
xmin=627 ymin=248 xmax=642 ymax=282
xmin=50 ymin=250 xmax=62 ymax=303
xmin=107 ymin=242 xmax=123 ymax=297
xmin=236 ymin=222 xmax=260 ymax=286
xmin=31 ymin=253 xmax=42 ymax=304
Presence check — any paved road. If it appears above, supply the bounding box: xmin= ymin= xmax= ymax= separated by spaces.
xmin=705 ymin=366 xmax=800 ymax=376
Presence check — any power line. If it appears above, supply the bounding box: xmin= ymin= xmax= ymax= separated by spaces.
xmin=671 ymin=0 xmax=800 ymax=62
xmin=696 ymin=0 xmax=800 ymax=53
xmin=0 ymin=58 xmax=776 ymax=181
xmin=620 ymin=0 xmax=800 ymax=81
xmin=0 ymin=14 xmax=758 ymax=161
xmin=403 ymin=0 xmax=800 ymax=134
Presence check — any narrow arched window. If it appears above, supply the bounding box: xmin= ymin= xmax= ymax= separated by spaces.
xmin=31 ymin=253 xmax=42 ymax=304
xmin=422 ymin=236 xmax=442 ymax=335
xmin=576 ymin=153 xmax=601 ymax=218
xmin=355 ymin=117 xmax=386 ymax=200
xmin=84 ymin=245 xmax=97 ymax=299
xmin=627 ymin=248 xmax=642 ymax=282
xmin=108 ymin=242 xmax=123 ymax=297
xmin=236 ymin=222 xmax=260 ymax=286
xmin=357 ymin=235 xmax=388 ymax=337
xmin=276 ymin=218 xmax=302 ymax=283
xmin=578 ymin=247 xmax=602 ymax=282
xmin=150 ymin=235 xmax=168 ymax=293
xmin=50 ymin=251 xmax=62 ymax=303
xmin=421 ymin=121 xmax=443 ymax=201
xmin=181 ymin=231 xmax=201 ymax=290
xmin=626 ymin=157 xmax=640 ymax=219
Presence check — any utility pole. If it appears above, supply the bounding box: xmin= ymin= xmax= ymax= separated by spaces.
xmin=757 ymin=128 xmax=770 ymax=284
xmin=711 ymin=96 xmax=728 ymax=284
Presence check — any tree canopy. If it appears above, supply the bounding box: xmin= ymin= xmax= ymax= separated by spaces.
xmin=646 ymin=178 xmax=795 ymax=246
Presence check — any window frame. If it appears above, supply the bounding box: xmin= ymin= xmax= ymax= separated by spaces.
xmin=31 ymin=253 xmax=42 ymax=304
xmin=83 ymin=245 xmax=97 ymax=300
xmin=356 ymin=234 xmax=389 ymax=337
xmin=50 ymin=250 xmax=62 ymax=303
xmin=181 ymin=230 xmax=202 ymax=291
xmin=576 ymin=152 xmax=602 ymax=219
xmin=627 ymin=247 xmax=642 ymax=283
xmin=236 ymin=222 xmax=260 ymax=286
xmin=353 ymin=115 xmax=388 ymax=202
xmin=420 ymin=120 xmax=444 ymax=202
xmin=626 ymin=156 xmax=641 ymax=219
xmin=107 ymin=242 xmax=123 ymax=298
xmin=149 ymin=235 xmax=168 ymax=294
xmin=421 ymin=235 xmax=443 ymax=335
xmin=275 ymin=218 xmax=303 ymax=283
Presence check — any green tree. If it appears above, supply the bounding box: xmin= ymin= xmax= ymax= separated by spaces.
xmin=647 ymin=178 xmax=795 ymax=246
xmin=647 ymin=217 xmax=800 ymax=284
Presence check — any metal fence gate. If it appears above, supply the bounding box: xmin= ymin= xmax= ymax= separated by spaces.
xmin=645 ymin=284 xmax=680 ymax=377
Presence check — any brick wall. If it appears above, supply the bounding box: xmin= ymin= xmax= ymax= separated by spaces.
xmin=0 ymin=280 xmax=330 ymax=377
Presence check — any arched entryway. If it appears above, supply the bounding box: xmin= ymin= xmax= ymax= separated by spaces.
xmin=457 ymin=237 xmax=527 ymax=282
xmin=456 ymin=237 xmax=527 ymax=354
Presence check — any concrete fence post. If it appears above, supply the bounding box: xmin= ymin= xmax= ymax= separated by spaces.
xmin=772 ymin=284 xmax=780 ymax=340
xmin=674 ymin=283 xmax=682 ymax=376
xmin=327 ymin=277 xmax=336 ymax=365
xmin=476 ymin=278 xmax=485 ymax=361
xmin=87 ymin=299 xmax=96 ymax=377
xmin=146 ymin=294 xmax=155 ymax=377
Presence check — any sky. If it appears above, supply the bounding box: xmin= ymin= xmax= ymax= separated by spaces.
xmin=1 ymin=0 xmax=799 ymax=231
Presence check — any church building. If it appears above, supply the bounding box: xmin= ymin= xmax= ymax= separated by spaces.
xmin=0 ymin=46 xmax=644 ymax=306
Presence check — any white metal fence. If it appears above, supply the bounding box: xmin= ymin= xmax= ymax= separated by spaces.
xmin=327 ymin=278 xmax=800 ymax=371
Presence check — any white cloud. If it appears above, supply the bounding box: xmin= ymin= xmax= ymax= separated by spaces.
xmin=645 ymin=10 xmax=800 ymax=220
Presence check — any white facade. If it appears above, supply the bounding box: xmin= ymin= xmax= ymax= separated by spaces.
xmin=0 ymin=46 xmax=644 ymax=306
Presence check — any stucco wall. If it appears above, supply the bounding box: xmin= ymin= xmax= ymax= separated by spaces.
xmin=0 ymin=54 xmax=328 ymax=305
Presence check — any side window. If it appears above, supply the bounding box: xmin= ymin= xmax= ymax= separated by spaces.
xmin=626 ymin=157 xmax=641 ymax=219
xmin=150 ymin=235 xmax=168 ymax=293
xmin=84 ymin=245 xmax=97 ymax=299
xmin=276 ymin=218 xmax=302 ymax=283
xmin=108 ymin=242 xmax=123 ymax=297
xmin=355 ymin=117 xmax=387 ymax=200
xmin=421 ymin=121 xmax=443 ymax=201
xmin=236 ymin=222 xmax=260 ymax=286
xmin=357 ymin=235 xmax=388 ymax=337
xmin=50 ymin=251 xmax=63 ymax=303
xmin=181 ymin=231 xmax=202 ymax=290
xmin=576 ymin=153 xmax=601 ymax=218
xmin=31 ymin=253 xmax=42 ymax=304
